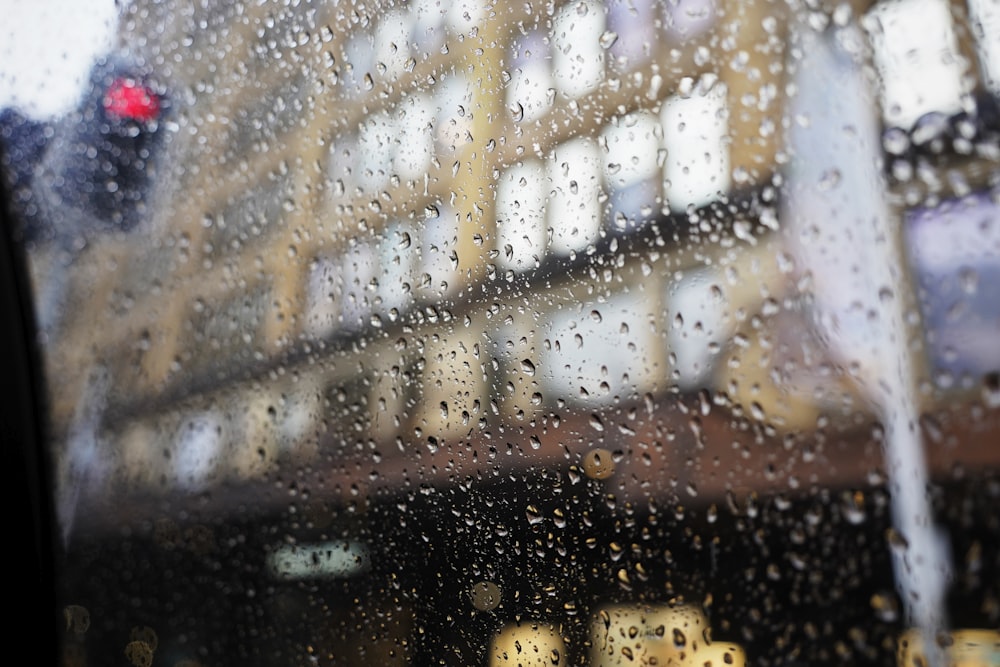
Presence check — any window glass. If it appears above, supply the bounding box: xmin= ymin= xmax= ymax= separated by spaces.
xmin=2 ymin=1 xmax=1000 ymax=666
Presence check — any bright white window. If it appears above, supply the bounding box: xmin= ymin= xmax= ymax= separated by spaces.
xmin=446 ymin=0 xmax=487 ymax=32
xmin=548 ymin=137 xmax=602 ymax=254
xmin=267 ymin=541 xmax=371 ymax=580
xmin=506 ymin=31 xmax=553 ymax=123
xmin=417 ymin=203 xmax=460 ymax=299
xmin=339 ymin=241 xmax=377 ymax=329
xmin=661 ymin=76 xmax=730 ymax=212
xmin=602 ymin=110 xmax=662 ymax=231
xmin=306 ymin=256 xmax=340 ymax=338
xmin=496 ymin=160 xmax=548 ymax=272
xmin=377 ymin=223 xmax=416 ymax=316
xmin=307 ymin=242 xmax=377 ymax=335
xmin=665 ymin=266 xmax=729 ymax=390
xmin=395 ymin=93 xmax=435 ymax=180
xmin=436 ymin=73 xmax=476 ymax=152
xmin=602 ymin=110 xmax=661 ymax=189
xmin=551 ymin=0 xmax=605 ymax=99
xmin=864 ymin=0 xmax=968 ymax=128
xmin=409 ymin=0 xmax=447 ymax=52
xmin=357 ymin=110 xmax=397 ymax=190
xmin=343 ymin=32 xmax=374 ymax=96
xmin=173 ymin=412 xmax=224 ymax=490
xmin=607 ymin=0 xmax=657 ymax=70
xmin=664 ymin=0 xmax=716 ymax=40
xmin=328 ymin=133 xmax=359 ymax=193
xmin=541 ymin=292 xmax=662 ymax=406
xmin=374 ymin=10 xmax=411 ymax=79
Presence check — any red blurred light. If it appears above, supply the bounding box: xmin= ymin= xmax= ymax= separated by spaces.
xmin=103 ymin=77 xmax=160 ymax=122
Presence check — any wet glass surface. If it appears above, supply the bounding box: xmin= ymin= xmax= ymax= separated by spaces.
xmin=2 ymin=0 xmax=1000 ymax=665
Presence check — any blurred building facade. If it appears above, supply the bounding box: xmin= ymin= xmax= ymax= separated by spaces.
xmin=39 ymin=0 xmax=1000 ymax=523
xmin=27 ymin=0 xmax=1000 ymax=665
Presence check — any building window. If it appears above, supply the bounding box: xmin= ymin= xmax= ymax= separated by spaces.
xmin=661 ymin=76 xmax=730 ymax=212
xmin=548 ymin=137 xmax=602 ymax=255
xmin=863 ymin=0 xmax=968 ymax=129
xmin=541 ymin=291 xmax=664 ymax=406
xmin=602 ymin=110 xmax=662 ymax=231
xmin=496 ymin=160 xmax=548 ymax=273
xmin=506 ymin=29 xmax=553 ymax=123
xmin=551 ymin=0 xmax=606 ymax=99
xmin=606 ymin=0 xmax=657 ymax=71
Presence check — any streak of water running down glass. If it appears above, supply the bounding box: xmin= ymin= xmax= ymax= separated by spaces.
xmin=783 ymin=24 xmax=951 ymax=666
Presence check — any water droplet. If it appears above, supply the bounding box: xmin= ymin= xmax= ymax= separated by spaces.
xmin=124 ymin=642 xmax=154 ymax=667
xmin=526 ymin=504 xmax=544 ymax=525
xmin=883 ymin=127 xmax=910 ymax=155
xmin=64 ymin=605 xmax=90 ymax=635
xmin=818 ymin=168 xmax=841 ymax=190
xmin=589 ymin=414 xmax=605 ymax=432
xmin=841 ymin=490 xmax=866 ymax=525
xmin=959 ymin=267 xmax=979 ymax=295
xmin=870 ymin=591 xmax=899 ymax=622
xmin=471 ymin=581 xmax=501 ymax=611
xmin=552 ymin=507 xmax=566 ymax=528
xmin=510 ymin=102 xmax=524 ymax=122
xmin=599 ymin=30 xmax=619 ymax=49
xmin=521 ymin=359 xmax=536 ymax=376
xmin=583 ymin=448 xmax=614 ymax=479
